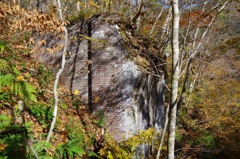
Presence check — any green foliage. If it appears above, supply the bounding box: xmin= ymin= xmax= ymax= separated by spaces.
xmin=66 ymin=116 xmax=82 ymax=140
xmin=0 ymin=59 xmax=8 ymax=74
xmin=31 ymin=140 xmax=54 ymax=159
xmin=56 ymin=137 xmax=85 ymax=159
xmin=0 ymin=115 xmax=11 ymax=130
xmin=197 ymin=130 xmax=216 ymax=148
xmin=0 ymin=74 xmax=37 ymax=102
xmin=37 ymin=64 xmax=52 ymax=87
xmin=0 ymin=74 xmax=15 ymax=89
xmin=60 ymin=102 xmax=67 ymax=109
xmin=63 ymin=114 xmax=102 ymax=158
xmin=0 ymin=40 xmax=37 ymax=102
xmin=0 ymin=40 xmax=10 ymax=54
xmin=29 ymin=103 xmax=53 ymax=126
xmin=93 ymin=110 xmax=106 ymax=127
xmin=0 ymin=126 xmax=27 ymax=159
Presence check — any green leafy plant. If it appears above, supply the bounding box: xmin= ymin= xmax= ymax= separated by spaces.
xmin=0 ymin=40 xmax=37 ymax=102
xmin=0 ymin=133 xmax=27 ymax=159
xmin=64 ymin=115 xmax=102 ymax=158
xmin=93 ymin=110 xmax=106 ymax=127
xmin=0 ymin=115 xmax=11 ymax=130
xmin=37 ymin=64 xmax=52 ymax=87
xmin=0 ymin=59 xmax=9 ymax=74
xmin=0 ymin=74 xmax=37 ymax=102
xmin=29 ymin=103 xmax=53 ymax=125
xmin=0 ymin=115 xmax=27 ymax=159
xmin=56 ymin=137 xmax=85 ymax=159
xmin=30 ymin=140 xmax=54 ymax=159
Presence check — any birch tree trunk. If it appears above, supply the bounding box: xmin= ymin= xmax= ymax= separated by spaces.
xmin=167 ymin=0 xmax=180 ymax=159
xmin=46 ymin=0 xmax=68 ymax=142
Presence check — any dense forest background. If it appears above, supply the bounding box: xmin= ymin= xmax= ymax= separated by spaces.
xmin=0 ymin=0 xmax=239 ymax=159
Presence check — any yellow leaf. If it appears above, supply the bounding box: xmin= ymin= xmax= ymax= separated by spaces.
xmin=16 ymin=75 xmax=24 ymax=81
xmin=94 ymin=96 xmax=100 ymax=103
xmin=14 ymin=104 xmax=18 ymax=109
xmin=73 ymin=90 xmax=79 ymax=95
xmin=107 ymin=151 xmax=113 ymax=159
xmin=0 ymin=144 xmax=8 ymax=152
xmin=89 ymin=0 xmax=95 ymax=6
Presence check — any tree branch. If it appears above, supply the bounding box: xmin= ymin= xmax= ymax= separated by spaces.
xmin=131 ymin=0 xmax=143 ymax=24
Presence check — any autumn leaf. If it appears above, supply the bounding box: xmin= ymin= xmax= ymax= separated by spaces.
xmin=73 ymin=90 xmax=79 ymax=95
xmin=29 ymin=37 xmax=34 ymax=44
xmin=15 ymin=75 xmax=24 ymax=81
xmin=0 ymin=144 xmax=8 ymax=152
xmin=93 ymin=96 xmax=100 ymax=103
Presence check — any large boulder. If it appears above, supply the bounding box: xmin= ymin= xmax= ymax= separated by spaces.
xmin=35 ymin=14 xmax=166 ymax=142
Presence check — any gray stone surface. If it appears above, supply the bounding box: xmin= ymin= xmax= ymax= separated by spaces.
xmin=34 ymin=15 xmax=166 ymax=144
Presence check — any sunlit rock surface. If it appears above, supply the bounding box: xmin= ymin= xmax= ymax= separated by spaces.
xmin=35 ymin=14 xmax=166 ymax=146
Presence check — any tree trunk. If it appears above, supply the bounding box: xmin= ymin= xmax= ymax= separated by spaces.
xmin=46 ymin=0 xmax=68 ymax=142
xmin=150 ymin=0 xmax=169 ymax=35
xmin=88 ymin=21 xmax=93 ymax=113
xmin=156 ymin=104 xmax=169 ymax=159
xmin=167 ymin=0 xmax=180 ymax=159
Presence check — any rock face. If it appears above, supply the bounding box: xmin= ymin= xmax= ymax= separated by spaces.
xmin=35 ymin=14 xmax=166 ymax=144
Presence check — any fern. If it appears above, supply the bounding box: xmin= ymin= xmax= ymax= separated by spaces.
xmin=94 ymin=110 xmax=106 ymax=127
xmin=31 ymin=140 xmax=54 ymax=158
xmin=11 ymin=81 xmax=37 ymax=102
xmin=0 ymin=59 xmax=8 ymax=75
xmin=0 ymin=40 xmax=8 ymax=53
xmin=0 ymin=74 xmax=37 ymax=102
xmin=0 ymin=74 xmax=15 ymax=90
xmin=0 ymin=115 xmax=11 ymax=130
xmin=56 ymin=137 xmax=85 ymax=158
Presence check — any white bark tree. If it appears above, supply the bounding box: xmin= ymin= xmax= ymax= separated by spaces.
xmin=165 ymin=0 xmax=229 ymax=158
xmin=46 ymin=0 xmax=68 ymax=142
xmin=167 ymin=0 xmax=180 ymax=159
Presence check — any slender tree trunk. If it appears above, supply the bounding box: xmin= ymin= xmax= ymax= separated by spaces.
xmin=46 ymin=0 xmax=68 ymax=142
xmin=178 ymin=0 xmax=228 ymax=112
xmin=167 ymin=0 xmax=180 ymax=159
xmin=177 ymin=58 xmax=192 ymax=111
xmin=156 ymin=104 xmax=169 ymax=159
xmin=150 ymin=0 xmax=169 ymax=35
xmin=88 ymin=21 xmax=93 ymax=113
xmin=161 ymin=6 xmax=172 ymax=37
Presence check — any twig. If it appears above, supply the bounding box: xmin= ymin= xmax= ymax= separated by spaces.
xmin=27 ymin=140 xmax=39 ymax=159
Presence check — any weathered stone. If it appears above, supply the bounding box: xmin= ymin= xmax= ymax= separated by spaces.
xmin=34 ymin=14 xmax=166 ymax=145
